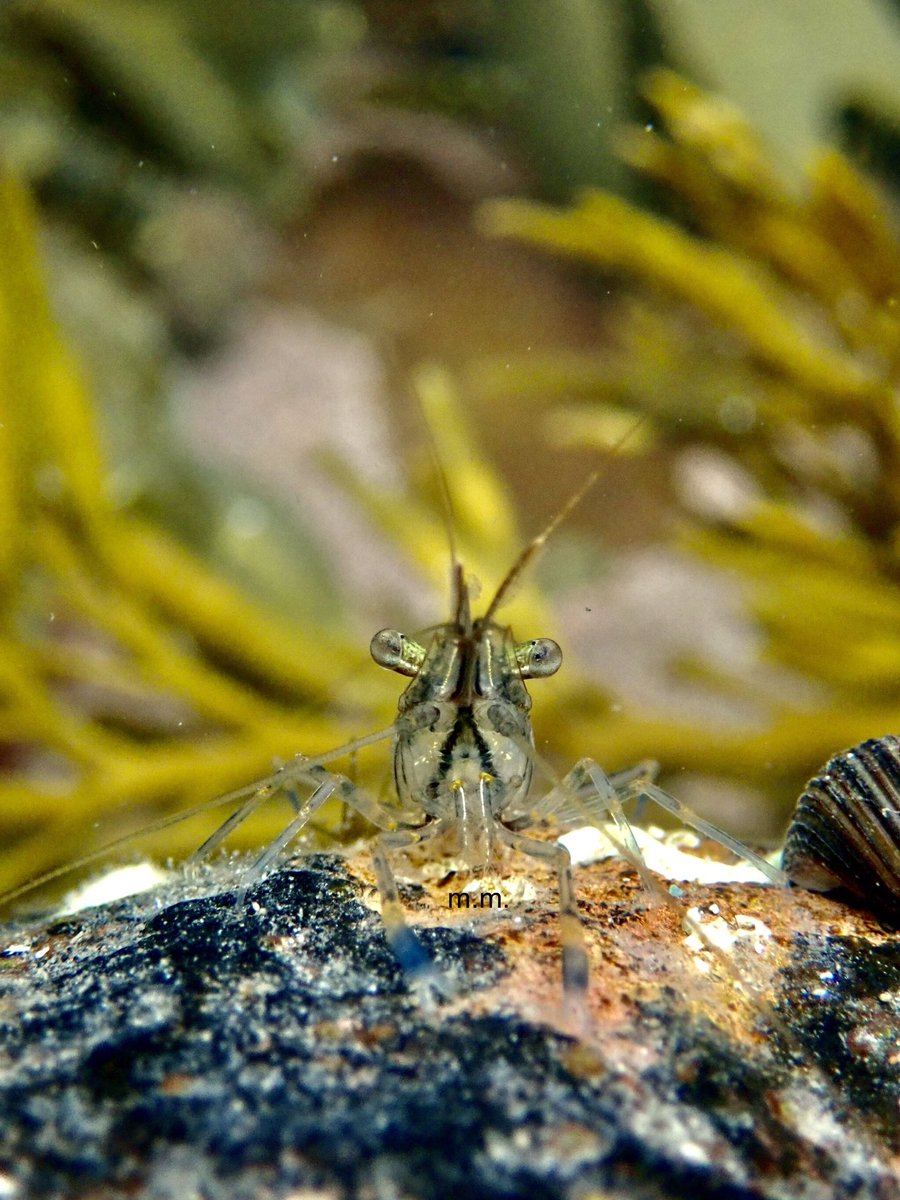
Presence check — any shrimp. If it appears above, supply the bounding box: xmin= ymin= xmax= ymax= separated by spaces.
xmin=172 ymin=460 xmax=784 ymax=1007
xmin=0 ymin=435 xmax=785 ymax=1014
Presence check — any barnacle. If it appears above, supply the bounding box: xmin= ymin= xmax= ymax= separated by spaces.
xmin=480 ymin=70 xmax=900 ymax=814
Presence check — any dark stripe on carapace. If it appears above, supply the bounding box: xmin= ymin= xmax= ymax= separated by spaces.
xmin=434 ymin=706 xmax=495 ymax=788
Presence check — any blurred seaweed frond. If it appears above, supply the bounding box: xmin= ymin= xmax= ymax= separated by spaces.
xmin=0 ymin=178 xmax=585 ymax=904
xmin=479 ymin=69 xmax=900 ymax=813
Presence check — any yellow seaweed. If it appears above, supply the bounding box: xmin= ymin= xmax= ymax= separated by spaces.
xmin=0 ymin=177 xmax=398 ymax=899
xmin=481 ymin=192 xmax=879 ymax=401
xmin=0 ymin=177 xmax=591 ymax=903
xmin=480 ymin=72 xmax=900 ymax=812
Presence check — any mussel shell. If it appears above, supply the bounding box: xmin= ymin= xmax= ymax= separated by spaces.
xmin=783 ymin=735 xmax=900 ymax=924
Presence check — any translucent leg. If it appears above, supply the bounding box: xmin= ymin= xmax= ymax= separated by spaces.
xmin=496 ymin=823 xmax=589 ymax=1024
xmin=526 ymin=754 xmax=651 ymax=828
xmin=570 ymin=759 xmax=667 ymax=898
xmin=373 ymin=820 xmax=454 ymax=1000
xmin=634 ymin=782 xmax=786 ymax=886
xmin=191 ymin=757 xmax=422 ymax=874
xmin=608 ymin=760 xmax=659 ymax=825
xmin=234 ymin=762 xmax=429 ymax=892
xmin=606 ymin=759 xmax=659 ymax=790
xmin=189 ymin=778 xmax=284 ymax=869
xmin=527 ymin=756 xmax=785 ymax=1017
xmin=529 ymin=760 xmax=751 ymax=1001
xmin=0 ymin=728 xmax=401 ymax=914
xmin=226 ymin=778 xmax=339 ymax=911
xmin=240 ymin=778 xmax=338 ymax=892
xmin=531 ymin=748 xmax=784 ymax=888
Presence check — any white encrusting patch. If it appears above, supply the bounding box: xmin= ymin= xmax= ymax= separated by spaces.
xmin=58 ymin=862 xmax=171 ymax=915
xmin=558 ymin=822 xmax=778 ymax=885
xmin=683 ymin=907 xmax=774 ymax=965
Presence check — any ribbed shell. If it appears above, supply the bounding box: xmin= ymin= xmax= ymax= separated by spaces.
xmin=783 ymin=735 xmax=900 ymax=925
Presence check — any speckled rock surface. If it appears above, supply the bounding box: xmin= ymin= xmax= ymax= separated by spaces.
xmin=0 ymin=850 xmax=898 ymax=1200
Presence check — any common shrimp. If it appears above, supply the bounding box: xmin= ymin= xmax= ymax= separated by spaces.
xmin=0 ymin=424 xmax=785 ymax=1016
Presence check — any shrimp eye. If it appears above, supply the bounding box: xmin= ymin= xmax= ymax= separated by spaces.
xmin=370 ymin=629 xmax=426 ymax=677
xmin=515 ymin=638 xmax=562 ymax=679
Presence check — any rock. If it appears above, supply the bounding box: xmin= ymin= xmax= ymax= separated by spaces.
xmin=0 ymin=849 xmax=898 ymax=1199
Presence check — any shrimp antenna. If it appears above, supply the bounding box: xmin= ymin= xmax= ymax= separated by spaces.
xmin=425 ymin=422 xmax=461 ymax=574
xmin=483 ymin=414 xmax=648 ymax=622
xmin=428 ymin=435 xmax=470 ymax=631
xmin=412 ymin=377 xmax=469 ymax=627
